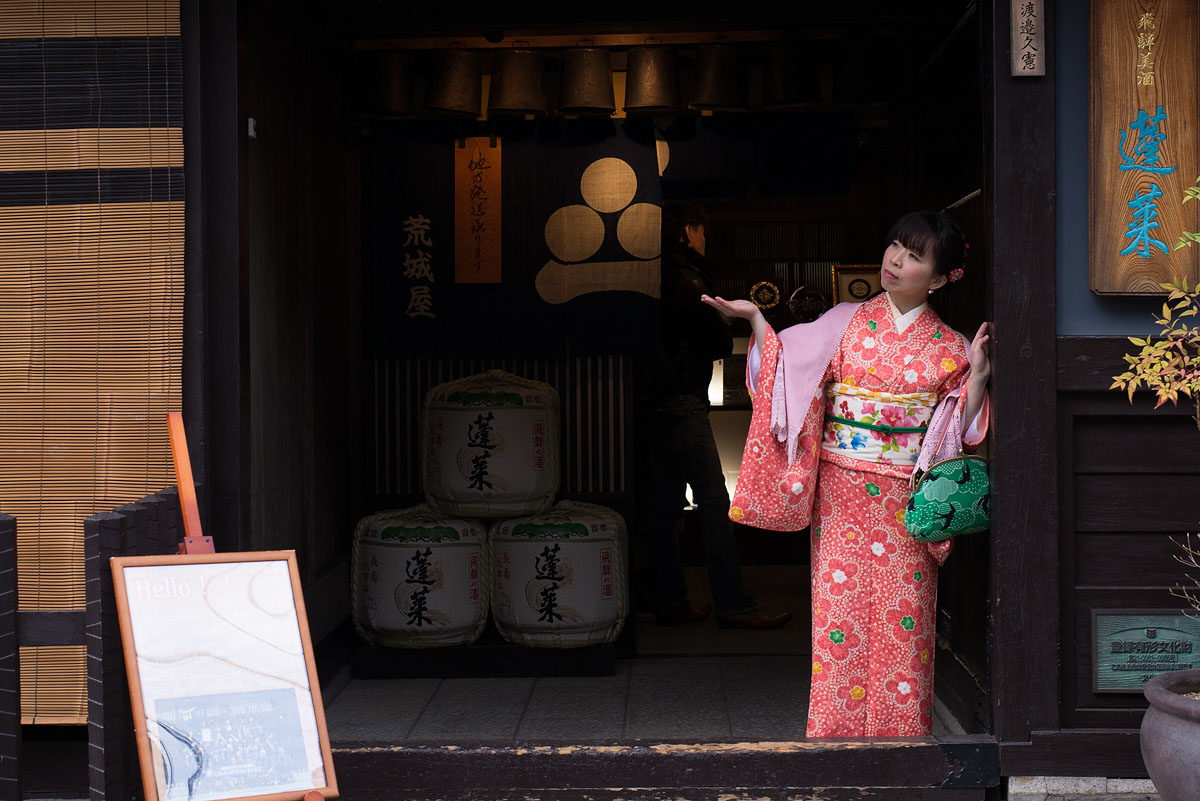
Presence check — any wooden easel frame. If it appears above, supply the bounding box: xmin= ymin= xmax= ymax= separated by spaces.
xmin=111 ymin=550 xmax=338 ymax=801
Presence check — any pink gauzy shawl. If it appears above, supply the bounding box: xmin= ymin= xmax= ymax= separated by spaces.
xmin=737 ymin=302 xmax=989 ymax=533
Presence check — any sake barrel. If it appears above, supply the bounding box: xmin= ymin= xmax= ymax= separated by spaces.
xmin=351 ymin=505 xmax=489 ymax=648
xmin=423 ymin=370 xmax=560 ymax=518
xmin=491 ymin=501 xmax=628 ymax=647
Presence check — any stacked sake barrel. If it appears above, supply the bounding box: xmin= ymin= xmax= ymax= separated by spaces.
xmin=423 ymin=370 xmax=560 ymax=518
xmin=491 ymin=500 xmax=628 ymax=647
xmin=353 ymin=369 xmax=627 ymax=648
xmin=351 ymin=505 xmax=489 ymax=648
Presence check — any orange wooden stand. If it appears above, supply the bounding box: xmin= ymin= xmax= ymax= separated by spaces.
xmin=166 ymin=412 xmax=214 ymax=554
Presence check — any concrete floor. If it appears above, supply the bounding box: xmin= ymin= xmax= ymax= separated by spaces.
xmin=325 ymin=652 xmax=964 ymax=744
xmin=327 ymin=565 xmax=967 ymax=743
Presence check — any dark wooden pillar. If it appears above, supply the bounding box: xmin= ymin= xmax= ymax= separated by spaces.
xmin=984 ymin=0 xmax=1061 ymax=743
xmin=85 ymin=512 xmax=138 ymax=801
xmin=182 ymin=0 xmax=251 ymax=551
xmin=0 ymin=514 xmax=19 ymax=801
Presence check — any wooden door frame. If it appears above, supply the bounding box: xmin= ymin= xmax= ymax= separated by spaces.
xmin=983 ymin=0 xmax=1062 ymax=747
xmin=179 ymin=0 xmax=1062 ymax=776
xmin=182 ymin=0 xmax=252 ymax=553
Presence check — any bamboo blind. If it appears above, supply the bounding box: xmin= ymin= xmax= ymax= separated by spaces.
xmin=0 ymin=1 xmax=183 ymax=724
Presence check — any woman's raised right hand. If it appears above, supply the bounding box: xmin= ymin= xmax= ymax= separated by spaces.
xmin=700 ymin=295 xmax=760 ymax=320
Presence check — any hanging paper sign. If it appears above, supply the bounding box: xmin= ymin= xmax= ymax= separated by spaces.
xmin=1011 ymin=0 xmax=1046 ymax=76
xmin=455 ymin=136 xmax=502 ymax=283
xmin=1090 ymin=0 xmax=1200 ymax=294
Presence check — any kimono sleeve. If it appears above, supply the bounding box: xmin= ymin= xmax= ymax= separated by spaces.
xmin=729 ymin=327 xmax=827 ymax=532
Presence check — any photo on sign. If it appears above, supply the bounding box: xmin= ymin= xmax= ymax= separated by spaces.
xmin=831 ymin=264 xmax=884 ymax=305
xmin=112 ymin=551 xmax=338 ymax=801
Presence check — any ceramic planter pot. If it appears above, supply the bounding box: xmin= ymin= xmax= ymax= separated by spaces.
xmin=1141 ymin=668 xmax=1200 ymax=801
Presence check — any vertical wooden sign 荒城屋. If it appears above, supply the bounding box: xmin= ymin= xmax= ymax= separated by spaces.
xmin=455 ymin=136 xmax=501 ymax=283
xmin=1090 ymin=0 xmax=1200 ymax=294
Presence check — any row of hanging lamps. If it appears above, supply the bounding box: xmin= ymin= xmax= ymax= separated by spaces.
xmin=383 ymin=40 xmax=820 ymax=119
xmin=678 ymin=42 xmax=821 ymax=112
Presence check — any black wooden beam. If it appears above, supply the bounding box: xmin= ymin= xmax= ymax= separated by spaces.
xmin=0 ymin=514 xmax=20 ymax=801
xmin=182 ymin=0 xmax=250 ymax=552
xmin=85 ymin=512 xmax=135 ymax=801
xmin=984 ymin=0 xmax=1061 ymax=743
xmin=1000 ymin=730 xmax=1145 ymax=777
xmin=333 ymin=738 xmax=999 ymax=793
xmin=1057 ymin=336 xmax=1141 ymax=392
xmin=324 ymin=787 xmax=987 ymax=801
xmin=15 ymin=611 xmax=85 ymax=647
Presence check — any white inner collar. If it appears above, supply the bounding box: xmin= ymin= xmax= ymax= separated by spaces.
xmin=885 ymin=291 xmax=928 ymax=334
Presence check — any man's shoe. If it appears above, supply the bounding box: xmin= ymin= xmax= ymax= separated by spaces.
xmin=717 ymin=609 xmax=794 ymax=630
xmin=653 ymin=603 xmax=713 ymax=624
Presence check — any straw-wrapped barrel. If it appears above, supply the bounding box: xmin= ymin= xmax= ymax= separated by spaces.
xmin=351 ymin=505 xmax=489 ymax=647
xmin=491 ymin=500 xmax=627 ymax=647
xmin=423 ymin=370 xmax=560 ymax=518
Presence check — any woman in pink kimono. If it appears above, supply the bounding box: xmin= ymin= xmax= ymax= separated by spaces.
xmin=703 ymin=211 xmax=992 ymax=737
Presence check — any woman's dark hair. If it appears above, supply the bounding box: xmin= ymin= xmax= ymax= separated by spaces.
xmin=662 ymin=201 xmax=709 ymax=245
xmin=887 ymin=211 xmax=967 ymax=278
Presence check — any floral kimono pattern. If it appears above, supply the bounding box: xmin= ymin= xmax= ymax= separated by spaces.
xmin=731 ymin=293 xmax=974 ymax=737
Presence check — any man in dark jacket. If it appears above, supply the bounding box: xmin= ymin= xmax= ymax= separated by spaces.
xmin=635 ymin=202 xmax=792 ymax=630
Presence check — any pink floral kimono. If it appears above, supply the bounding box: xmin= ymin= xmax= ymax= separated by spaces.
xmin=729 ymin=292 xmax=988 ymax=737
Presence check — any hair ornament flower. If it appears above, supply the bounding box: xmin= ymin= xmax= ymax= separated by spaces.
xmin=949 ymin=268 xmax=965 ymax=283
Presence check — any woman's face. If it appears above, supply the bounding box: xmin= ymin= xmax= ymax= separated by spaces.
xmin=880 ymin=239 xmax=946 ymax=299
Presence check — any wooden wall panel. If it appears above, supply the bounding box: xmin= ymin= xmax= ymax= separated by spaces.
xmin=1073 ymin=414 xmax=1200 ymax=472
xmin=1058 ymin=340 xmax=1200 ymax=734
xmin=1075 ymin=532 xmax=1186 ymax=586
xmin=1073 ymin=474 xmax=1200 ymax=531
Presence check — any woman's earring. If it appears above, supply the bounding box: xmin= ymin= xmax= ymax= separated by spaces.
xmin=928 ymin=289 xmax=933 ymax=295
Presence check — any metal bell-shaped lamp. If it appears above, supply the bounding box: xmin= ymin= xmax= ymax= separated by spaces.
xmin=690 ymin=44 xmax=747 ymax=112
xmin=369 ymin=52 xmax=415 ymax=117
xmin=425 ymin=48 xmax=483 ymax=116
xmin=623 ymin=46 xmax=679 ymax=114
xmin=763 ymin=42 xmax=820 ymax=110
xmin=559 ymin=47 xmax=615 ymax=115
xmin=488 ymin=48 xmax=548 ymax=116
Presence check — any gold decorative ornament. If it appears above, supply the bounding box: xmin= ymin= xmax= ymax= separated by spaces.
xmin=750 ymin=281 xmax=781 ymax=309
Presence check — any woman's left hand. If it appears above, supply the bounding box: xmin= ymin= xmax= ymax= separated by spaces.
xmin=968 ymin=322 xmax=992 ymax=387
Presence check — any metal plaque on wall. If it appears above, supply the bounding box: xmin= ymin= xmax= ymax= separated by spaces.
xmin=1093 ymin=609 xmax=1200 ymax=693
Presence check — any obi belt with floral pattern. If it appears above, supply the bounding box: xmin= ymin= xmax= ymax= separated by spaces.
xmin=821 ymin=382 xmax=938 ymax=466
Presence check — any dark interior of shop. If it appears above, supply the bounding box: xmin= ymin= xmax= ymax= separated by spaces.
xmin=231 ymin=0 xmax=994 ymax=744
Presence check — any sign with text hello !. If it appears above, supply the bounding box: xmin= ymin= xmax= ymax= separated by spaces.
xmin=111 ymin=551 xmax=338 ymax=801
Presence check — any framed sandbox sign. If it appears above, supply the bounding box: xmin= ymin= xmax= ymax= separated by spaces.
xmin=111 ymin=551 xmax=338 ymax=801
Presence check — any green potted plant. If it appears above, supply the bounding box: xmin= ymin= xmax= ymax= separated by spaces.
xmin=1112 ymin=277 xmax=1200 ymax=801
xmin=1111 ymin=278 xmax=1200 ymax=430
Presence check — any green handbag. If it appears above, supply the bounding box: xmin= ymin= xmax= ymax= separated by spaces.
xmin=905 ymin=454 xmax=990 ymax=542
xmin=905 ymin=378 xmax=990 ymax=543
